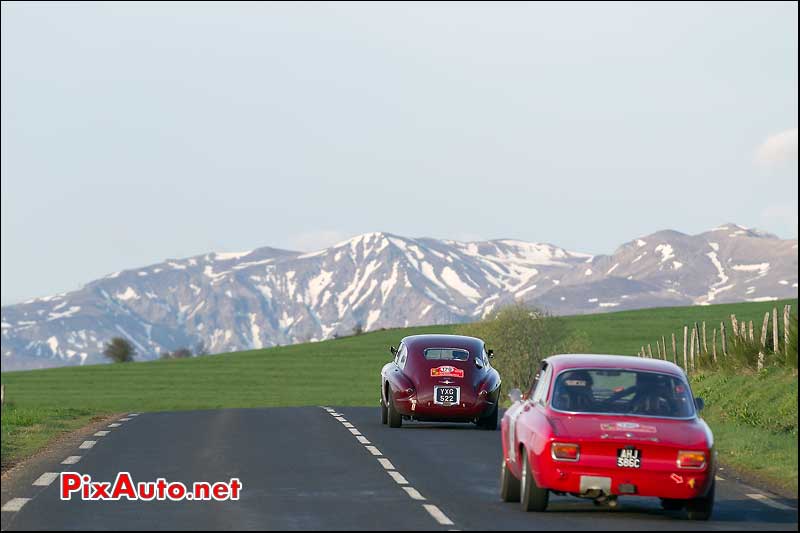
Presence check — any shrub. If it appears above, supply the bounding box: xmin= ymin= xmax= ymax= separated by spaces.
xmin=103 ymin=337 xmax=135 ymax=363
xmin=457 ymin=302 xmax=589 ymax=392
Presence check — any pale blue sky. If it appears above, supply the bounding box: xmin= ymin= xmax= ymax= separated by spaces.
xmin=2 ymin=1 xmax=797 ymax=305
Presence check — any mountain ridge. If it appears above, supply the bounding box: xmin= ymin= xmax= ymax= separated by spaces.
xmin=2 ymin=223 xmax=797 ymax=370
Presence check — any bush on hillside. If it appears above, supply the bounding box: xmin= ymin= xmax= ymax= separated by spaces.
xmin=457 ymin=302 xmax=589 ymax=393
xmin=103 ymin=337 xmax=135 ymax=363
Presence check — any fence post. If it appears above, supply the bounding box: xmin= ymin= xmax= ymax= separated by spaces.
xmin=773 ymin=307 xmax=779 ymax=352
xmin=702 ymin=322 xmax=708 ymax=354
xmin=683 ymin=326 xmax=688 ymax=370
xmin=647 ymin=344 xmax=653 ymax=359
xmin=748 ymin=320 xmax=754 ymax=342
xmin=712 ymin=328 xmax=718 ymax=363
xmin=784 ymin=305 xmax=792 ymax=355
xmin=740 ymin=321 xmax=747 ymax=339
xmin=671 ymin=333 xmax=677 ymax=364
xmin=731 ymin=314 xmax=739 ymax=338
xmin=721 ymin=322 xmax=728 ymax=356
xmin=662 ymin=336 xmax=667 ymax=361
xmin=689 ymin=327 xmax=696 ymax=371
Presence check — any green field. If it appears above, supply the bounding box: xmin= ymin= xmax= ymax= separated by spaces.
xmin=2 ymin=298 xmax=797 ymax=492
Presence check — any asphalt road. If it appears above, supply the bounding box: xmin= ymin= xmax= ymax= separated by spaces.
xmin=1 ymin=407 xmax=797 ymax=531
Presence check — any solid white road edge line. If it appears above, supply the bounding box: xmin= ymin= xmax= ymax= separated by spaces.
xmin=79 ymin=440 xmax=96 ymax=449
xmin=1 ymin=498 xmax=31 ymax=512
xmin=746 ymin=493 xmax=795 ymax=511
xmin=423 ymin=504 xmax=455 ymax=526
xmin=32 ymin=472 xmax=59 ymax=487
xmin=61 ymin=456 xmax=82 ymax=465
xmin=377 ymin=458 xmax=395 ymax=470
xmin=403 ymin=487 xmax=426 ymax=501
xmin=387 ymin=471 xmax=409 ymax=485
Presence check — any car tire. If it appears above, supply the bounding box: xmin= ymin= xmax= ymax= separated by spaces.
xmin=387 ymin=390 xmax=403 ymax=428
xmin=500 ymin=459 xmax=521 ymax=502
xmin=380 ymin=397 xmax=388 ymax=425
xmin=660 ymin=498 xmax=685 ymax=511
xmin=519 ymin=448 xmax=548 ymax=512
xmin=477 ymin=403 xmax=499 ymax=430
xmin=686 ymin=479 xmax=714 ymax=521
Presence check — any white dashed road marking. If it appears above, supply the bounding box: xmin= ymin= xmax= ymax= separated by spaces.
xmin=423 ymin=504 xmax=455 ymax=526
xmin=377 ymin=458 xmax=395 ymax=470
xmin=746 ymin=493 xmax=795 ymax=511
xmin=128 ymin=413 xmax=140 ymax=416
xmin=79 ymin=440 xmax=96 ymax=449
xmin=387 ymin=471 xmax=409 ymax=485
xmin=119 ymin=417 xmax=132 ymax=422
xmin=1 ymin=498 xmax=31 ymax=512
xmin=108 ymin=423 xmax=121 ymax=428
xmin=32 ymin=472 xmax=59 ymax=487
xmin=403 ymin=487 xmax=426 ymax=500
xmin=94 ymin=430 xmax=110 ymax=437
xmin=322 ymin=406 xmax=453 ymax=528
xmin=61 ymin=456 xmax=82 ymax=465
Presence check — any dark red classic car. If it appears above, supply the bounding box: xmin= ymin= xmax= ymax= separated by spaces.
xmin=380 ymin=334 xmax=502 ymax=429
xmin=500 ymin=354 xmax=716 ymax=520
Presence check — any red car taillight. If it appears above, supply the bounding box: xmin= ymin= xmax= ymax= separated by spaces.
xmin=677 ymin=450 xmax=707 ymax=469
xmin=551 ymin=442 xmax=580 ymax=462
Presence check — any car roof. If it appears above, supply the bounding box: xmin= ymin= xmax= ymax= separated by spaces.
xmin=400 ymin=334 xmax=484 ymax=352
xmin=544 ymin=354 xmax=686 ymax=377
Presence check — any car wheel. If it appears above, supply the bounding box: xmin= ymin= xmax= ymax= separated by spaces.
xmin=380 ymin=397 xmax=388 ymax=425
xmin=660 ymin=498 xmax=685 ymax=511
xmin=686 ymin=479 xmax=714 ymax=521
xmin=387 ymin=389 xmax=403 ymax=428
xmin=519 ymin=448 xmax=548 ymax=512
xmin=477 ymin=403 xmax=499 ymax=430
xmin=500 ymin=459 xmax=521 ymax=502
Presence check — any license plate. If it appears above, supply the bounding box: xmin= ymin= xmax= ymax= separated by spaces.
xmin=434 ymin=386 xmax=460 ymax=406
xmin=617 ymin=447 xmax=642 ymax=468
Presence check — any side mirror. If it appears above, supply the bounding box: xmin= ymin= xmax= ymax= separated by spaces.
xmin=389 ymin=346 xmax=397 ymax=356
xmin=694 ymin=397 xmax=705 ymax=412
xmin=487 ymin=349 xmax=494 ymax=359
xmin=508 ymin=388 xmax=523 ymax=403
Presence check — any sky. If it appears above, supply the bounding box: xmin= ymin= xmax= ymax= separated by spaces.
xmin=1 ymin=1 xmax=797 ymax=305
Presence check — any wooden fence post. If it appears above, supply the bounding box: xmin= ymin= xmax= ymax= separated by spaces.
xmin=784 ymin=305 xmax=792 ymax=354
xmin=662 ymin=336 xmax=667 ymax=361
xmin=773 ymin=307 xmax=779 ymax=352
xmin=748 ymin=320 xmax=754 ymax=342
xmin=721 ymin=322 xmax=728 ymax=356
xmin=702 ymin=322 xmax=708 ymax=354
xmin=740 ymin=321 xmax=747 ymax=339
xmin=671 ymin=333 xmax=677 ymax=364
xmin=647 ymin=344 xmax=653 ymax=358
xmin=683 ymin=326 xmax=688 ymax=370
xmin=712 ymin=328 xmax=718 ymax=363
xmin=689 ymin=328 xmax=696 ymax=371
xmin=731 ymin=314 xmax=739 ymax=338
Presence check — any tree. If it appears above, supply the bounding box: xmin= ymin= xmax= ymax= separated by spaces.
xmin=170 ymin=347 xmax=193 ymax=359
xmin=458 ymin=302 xmax=588 ymax=392
xmin=103 ymin=337 xmax=136 ymax=363
xmin=352 ymin=322 xmax=364 ymax=336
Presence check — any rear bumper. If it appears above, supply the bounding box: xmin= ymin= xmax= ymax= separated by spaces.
xmin=535 ymin=463 xmax=714 ymax=499
xmin=393 ymin=395 xmax=495 ymax=421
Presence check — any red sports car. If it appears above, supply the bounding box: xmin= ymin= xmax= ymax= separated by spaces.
xmin=380 ymin=334 xmax=502 ymax=429
xmin=500 ymin=354 xmax=716 ymax=520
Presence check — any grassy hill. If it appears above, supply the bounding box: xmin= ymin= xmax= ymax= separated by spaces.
xmin=2 ymin=298 xmax=797 ymax=492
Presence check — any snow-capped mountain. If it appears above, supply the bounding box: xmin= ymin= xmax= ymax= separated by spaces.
xmin=2 ymin=224 xmax=797 ymax=369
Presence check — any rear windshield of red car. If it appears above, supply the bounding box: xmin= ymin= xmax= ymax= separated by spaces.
xmin=423 ymin=348 xmax=470 ymax=361
xmin=550 ymin=369 xmax=695 ymax=418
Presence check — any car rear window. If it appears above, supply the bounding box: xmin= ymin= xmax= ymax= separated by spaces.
xmin=423 ymin=348 xmax=470 ymax=361
xmin=550 ymin=369 xmax=695 ymax=418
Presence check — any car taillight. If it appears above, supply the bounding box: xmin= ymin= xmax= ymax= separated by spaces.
xmin=677 ymin=450 xmax=706 ymax=469
xmin=551 ymin=443 xmax=580 ymax=461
